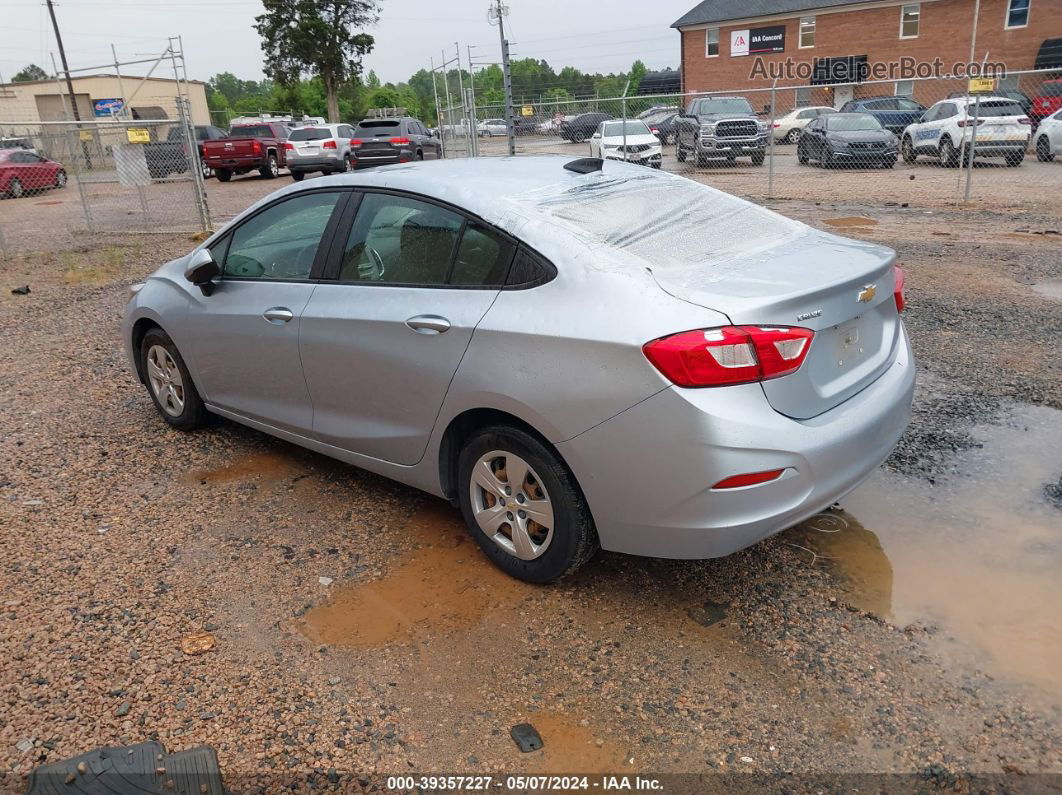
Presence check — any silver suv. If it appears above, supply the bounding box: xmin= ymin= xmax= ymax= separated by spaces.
xmin=285 ymin=124 xmax=356 ymax=181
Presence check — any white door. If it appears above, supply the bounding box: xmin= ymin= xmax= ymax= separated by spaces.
xmin=834 ymin=85 xmax=854 ymax=109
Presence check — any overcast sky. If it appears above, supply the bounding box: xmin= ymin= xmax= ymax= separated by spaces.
xmin=1 ymin=0 xmax=693 ymax=86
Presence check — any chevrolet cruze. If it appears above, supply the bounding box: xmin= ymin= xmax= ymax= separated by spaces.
xmin=122 ymin=156 xmax=914 ymax=583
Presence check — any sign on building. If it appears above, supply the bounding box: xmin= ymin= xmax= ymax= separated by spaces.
xmin=93 ymin=98 xmax=125 ymax=117
xmin=731 ymin=26 xmax=786 ymax=57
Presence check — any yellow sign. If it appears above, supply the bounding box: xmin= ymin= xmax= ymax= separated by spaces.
xmin=126 ymin=127 xmax=151 ymax=144
xmin=520 ymin=105 xmax=534 ymax=117
xmin=78 ymin=130 xmax=94 ymax=142
xmin=968 ymin=77 xmax=996 ymax=94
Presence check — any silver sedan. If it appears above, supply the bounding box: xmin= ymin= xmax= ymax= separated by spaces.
xmin=122 ymin=156 xmax=914 ymax=583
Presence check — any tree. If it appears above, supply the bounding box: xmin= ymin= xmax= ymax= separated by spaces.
xmin=255 ymin=0 xmax=378 ymax=123
xmin=12 ymin=64 xmax=48 ymax=82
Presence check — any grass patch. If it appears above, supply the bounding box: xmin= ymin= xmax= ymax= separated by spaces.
xmin=60 ymin=245 xmax=132 ymax=285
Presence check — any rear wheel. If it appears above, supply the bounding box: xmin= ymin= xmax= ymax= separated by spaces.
xmin=788 ymin=128 xmax=802 ymax=144
xmin=140 ymin=328 xmax=209 ymax=431
xmin=215 ymin=169 xmax=232 ymax=182
xmin=901 ymin=136 xmax=916 ymax=164
xmin=1036 ymin=136 xmax=1054 ymax=162
xmin=1005 ymin=151 xmax=1024 ymax=167
xmin=291 ymin=171 xmax=305 ymax=181
xmin=882 ymin=157 xmax=896 ymax=169
xmin=200 ymin=159 xmax=212 ymax=179
xmin=457 ymin=425 xmax=598 ymax=583
xmin=259 ymin=153 xmax=279 ymax=179
xmin=938 ymin=137 xmax=958 ymax=168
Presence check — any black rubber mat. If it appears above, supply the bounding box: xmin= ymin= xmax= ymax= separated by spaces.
xmin=25 ymin=741 xmax=224 ymax=795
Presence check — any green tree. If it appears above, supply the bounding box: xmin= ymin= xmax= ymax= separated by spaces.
xmin=255 ymin=0 xmax=378 ymax=123
xmin=12 ymin=64 xmax=48 ymax=82
xmin=366 ymin=70 xmax=381 ymax=89
xmin=627 ymin=60 xmax=648 ymax=95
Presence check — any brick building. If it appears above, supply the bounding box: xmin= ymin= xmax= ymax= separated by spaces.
xmin=672 ymin=0 xmax=1062 ymax=107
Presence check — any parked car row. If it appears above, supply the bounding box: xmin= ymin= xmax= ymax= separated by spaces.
xmin=0 ymin=148 xmax=66 ymax=199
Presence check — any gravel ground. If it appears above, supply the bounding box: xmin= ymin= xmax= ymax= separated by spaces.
xmin=1 ymin=179 xmax=1060 ymax=792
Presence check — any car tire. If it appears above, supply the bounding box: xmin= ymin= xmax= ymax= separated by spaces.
xmin=789 ymin=128 xmax=802 ymax=145
xmin=54 ymin=169 xmax=67 ymax=188
xmin=1005 ymin=152 xmax=1024 ymax=167
xmin=797 ymin=144 xmax=809 ymax=164
xmin=938 ymin=137 xmax=958 ymax=168
xmin=901 ymin=136 xmax=916 ymax=164
xmin=457 ymin=424 xmax=599 ymax=584
xmin=140 ymin=328 xmax=209 ymax=432
xmin=675 ymin=141 xmax=686 ymax=162
xmin=750 ymin=150 xmax=765 ymax=166
xmin=260 ymin=153 xmax=279 ymax=179
xmin=416 ymin=150 xmax=424 ymax=160
xmin=882 ymin=158 xmax=896 ymax=169
xmin=200 ymin=159 xmax=212 ymax=179
xmin=8 ymin=178 xmax=24 ymax=199
xmin=215 ymin=169 xmax=232 ymax=182
xmin=1036 ymin=136 xmax=1054 ymax=162
xmin=291 ymin=171 xmax=305 ymax=181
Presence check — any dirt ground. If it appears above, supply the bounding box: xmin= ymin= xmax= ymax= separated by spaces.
xmin=0 ymin=166 xmax=1060 ymax=793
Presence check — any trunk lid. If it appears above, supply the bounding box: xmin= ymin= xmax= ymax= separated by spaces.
xmin=204 ymin=138 xmax=261 ymax=158
xmin=653 ymin=231 xmax=901 ymax=419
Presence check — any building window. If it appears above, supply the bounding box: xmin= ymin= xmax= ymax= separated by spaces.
xmin=895 ymin=80 xmax=914 ymax=96
xmin=705 ymin=27 xmax=719 ymax=57
xmin=900 ymin=3 xmax=920 ymax=38
xmin=1006 ymin=0 xmax=1030 ymax=28
xmin=795 ymin=87 xmax=813 ymax=107
xmin=799 ymin=16 xmax=816 ymax=48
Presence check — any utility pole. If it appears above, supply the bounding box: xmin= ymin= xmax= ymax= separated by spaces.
xmin=45 ymin=0 xmax=82 ymax=124
xmin=489 ymin=0 xmax=515 ymax=156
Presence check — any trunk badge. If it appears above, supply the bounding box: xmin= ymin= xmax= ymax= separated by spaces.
xmin=857 ymin=284 xmax=877 ymax=303
xmin=796 ymin=309 xmax=822 ymax=322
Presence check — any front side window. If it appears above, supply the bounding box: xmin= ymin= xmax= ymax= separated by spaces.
xmin=1006 ymin=0 xmax=1030 ymax=28
xmin=222 ymin=191 xmax=342 ymax=280
xmin=799 ymin=16 xmax=816 ymax=48
xmin=339 ymin=194 xmax=462 ymax=285
xmin=900 ymin=3 xmax=920 ymax=38
xmin=706 ymin=28 xmax=719 ymax=57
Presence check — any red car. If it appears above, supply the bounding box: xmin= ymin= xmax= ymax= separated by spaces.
xmin=0 ymin=149 xmax=67 ymax=199
xmin=1031 ymin=79 xmax=1062 ymax=123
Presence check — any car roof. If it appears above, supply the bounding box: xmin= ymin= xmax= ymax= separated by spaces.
xmin=934 ymin=95 xmax=1022 ymax=107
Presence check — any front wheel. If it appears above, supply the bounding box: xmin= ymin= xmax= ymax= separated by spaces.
xmin=750 ymin=150 xmax=765 ymax=166
xmin=55 ymin=169 xmax=67 ymax=188
xmin=675 ymin=141 xmax=687 ymax=162
xmin=938 ymin=137 xmax=958 ymax=168
xmin=8 ymin=178 xmax=24 ymax=199
xmin=140 ymin=328 xmax=209 ymax=431
xmin=1005 ymin=151 xmax=1024 ymax=167
xmin=259 ymin=153 xmax=279 ymax=179
xmin=901 ymin=136 xmax=916 ymax=164
xmin=215 ymin=169 xmax=232 ymax=182
xmin=797 ymin=144 xmax=809 ymax=164
xmin=457 ymin=425 xmax=598 ymax=583
xmin=1036 ymin=136 xmax=1054 ymax=162
xmin=881 ymin=157 xmax=896 ymax=169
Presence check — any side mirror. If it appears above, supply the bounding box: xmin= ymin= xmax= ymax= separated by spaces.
xmin=185 ymin=248 xmax=220 ymax=296
xmin=592 ymin=132 xmax=601 ymax=138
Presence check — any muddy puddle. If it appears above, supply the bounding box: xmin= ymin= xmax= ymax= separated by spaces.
xmin=302 ymin=501 xmax=531 ymax=647
xmin=185 ymin=449 xmax=303 ymax=484
xmin=792 ymin=403 xmax=1062 ymax=699
xmin=823 ymin=216 xmax=878 ymax=228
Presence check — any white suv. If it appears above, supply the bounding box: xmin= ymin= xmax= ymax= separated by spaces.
xmin=900 ymin=96 xmax=1031 ymax=167
xmin=1034 ymin=108 xmax=1062 ymax=162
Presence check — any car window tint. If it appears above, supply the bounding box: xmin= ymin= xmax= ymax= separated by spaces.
xmin=338 ymin=193 xmax=462 ymax=285
xmin=896 ymin=98 xmax=923 ymax=110
xmin=506 ymin=247 xmax=555 ymax=287
xmin=223 ymin=191 xmax=341 ymax=280
xmin=450 ymin=224 xmax=513 ymax=286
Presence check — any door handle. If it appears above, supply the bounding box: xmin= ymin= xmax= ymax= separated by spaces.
xmin=262 ymin=307 xmax=294 ymax=324
xmin=405 ymin=314 xmax=451 ymax=335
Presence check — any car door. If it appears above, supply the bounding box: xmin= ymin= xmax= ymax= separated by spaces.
xmin=299 ymin=190 xmax=513 ymax=465
xmin=182 ymin=188 xmax=349 ymax=435
xmin=1050 ymin=111 xmax=1062 ymax=150
xmin=910 ymin=103 xmax=940 ymax=150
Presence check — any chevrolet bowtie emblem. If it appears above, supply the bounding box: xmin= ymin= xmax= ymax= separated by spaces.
xmin=857 ymin=284 xmax=877 ymax=303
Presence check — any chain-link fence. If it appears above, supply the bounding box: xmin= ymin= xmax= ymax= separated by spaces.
xmin=0 ymin=100 xmax=210 ymax=255
xmin=452 ymin=68 xmax=1061 ymax=209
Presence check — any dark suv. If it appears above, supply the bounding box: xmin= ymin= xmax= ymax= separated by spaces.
xmin=560 ymin=113 xmax=612 ymax=143
xmin=838 ymin=96 xmax=925 ymax=135
xmin=352 ymin=117 xmax=440 ymax=167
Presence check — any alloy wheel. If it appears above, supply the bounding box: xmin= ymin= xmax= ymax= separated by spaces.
xmin=790 ymin=128 xmax=802 ymax=144
xmin=10 ymin=178 xmax=23 ymax=199
xmin=469 ymin=450 xmax=554 ymax=560
xmin=146 ymin=345 xmax=186 ymax=417
xmin=55 ymin=170 xmax=67 ymax=188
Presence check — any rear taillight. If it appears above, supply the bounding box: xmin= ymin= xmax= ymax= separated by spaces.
xmin=1018 ymin=117 xmax=1032 ymax=125
xmin=323 ymin=140 xmax=337 ymax=149
xmin=893 ymin=264 xmax=906 ymax=313
xmin=772 ymin=122 xmax=780 ymax=128
xmin=390 ymin=136 xmax=410 ymax=145
xmin=283 ymin=142 xmax=294 ymax=150
xmin=251 ymin=140 xmax=262 ymax=154
xmin=643 ymin=325 xmax=814 ymax=388
xmin=956 ymin=119 xmax=984 ymax=128
xmin=350 ymin=138 xmax=363 ymax=148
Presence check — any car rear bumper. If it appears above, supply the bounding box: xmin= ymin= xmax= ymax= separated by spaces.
xmin=353 ymin=149 xmax=411 ymax=166
xmin=557 ymin=324 xmax=915 ymax=559
xmin=288 ymin=155 xmax=345 ymax=172
xmin=204 ymin=156 xmax=261 ymax=169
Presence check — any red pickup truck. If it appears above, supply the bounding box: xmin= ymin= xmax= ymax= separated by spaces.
xmin=202 ymin=122 xmax=290 ymax=182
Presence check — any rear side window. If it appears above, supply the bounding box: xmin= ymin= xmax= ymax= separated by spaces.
xmin=289 ymin=128 xmax=332 ymax=141
xmin=506 ymin=247 xmax=556 ymax=288
xmin=450 ymin=224 xmax=514 ymax=286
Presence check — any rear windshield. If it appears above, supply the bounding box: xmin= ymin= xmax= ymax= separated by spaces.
xmin=230 ymin=125 xmax=274 ymax=138
xmin=973 ymin=101 xmax=1025 ymax=117
xmin=826 ymin=114 xmax=882 ymax=131
xmin=688 ymin=97 xmax=754 ymax=115
xmin=289 ymin=127 xmax=332 ymax=141
xmin=602 ymin=121 xmax=651 ymax=136
xmin=356 ymin=120 xmax=400 ymax=130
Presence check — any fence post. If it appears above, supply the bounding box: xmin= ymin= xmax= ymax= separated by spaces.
xmin=767 ymin=79 xmax=777 ymax=199
xmin=963 ymin=93 xmax=981 ymax=203
xmin=621 ymin=79 xmax=630 ymax=162
xmin=68 ymin=124 xmax=95 ymax=233
xmin=179 ymin=96 xmax=211 ymax=232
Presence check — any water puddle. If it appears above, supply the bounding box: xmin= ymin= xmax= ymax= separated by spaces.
xmin=792 ymin=404 xmax=1062 ymax=699
xmin=1031 ymin=279 xmax=1062 ymax=301
xmin=823 ymin=216 xmax=878 ymax=228
xmin=301 ymin=500 xmax=530 ymax=647
xmin=185 ymin=450 xmax=302 ymax=484
xmin=515 ymin=712 xmax=634 ymax=773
